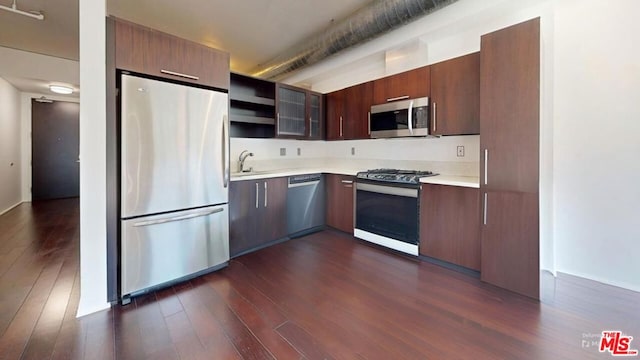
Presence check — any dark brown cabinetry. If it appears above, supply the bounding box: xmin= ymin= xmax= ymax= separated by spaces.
xmin=372 ymin=66 xmax=430 ymax=104
xmin=326 ymin=89 xmax=345 ymax=140
xmin=419 ymin=184 xmax=480 ymax=271
xmin=229 ymin=73 xmax=276 ymax=138
xmin=325 ymin=174 xmax=355 ymax=233
xmin=479 ymin=18 xmax=540 ymax=299
xmin=276 ymin=84 xmax=324 ymax=139
xmin=430 ymin=53 xmax=480 ymax=135
xmin=326 ymin=82 xmax=372 ymax=140
xmin=229 ymin=177 xmax=288 ymax=257
xmin=113 ymin=18 xmax=229 ymax=90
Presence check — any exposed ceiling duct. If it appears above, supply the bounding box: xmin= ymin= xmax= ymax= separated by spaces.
xmin=251 ymin=0 xmax=458 ymax=80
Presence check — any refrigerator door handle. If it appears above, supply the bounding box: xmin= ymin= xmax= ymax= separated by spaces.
xmin=223 ymin=115 xmax=230 ymax=188
xmin=132 ymin=207 xmax=224 ymax=227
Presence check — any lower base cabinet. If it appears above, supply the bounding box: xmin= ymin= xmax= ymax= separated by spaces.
xmin=229 ymin=177 xmax=287 ymax=257
xmin=419 ymin=184 xmax=481 ymax=270
xmin=325 ymin=174 xmax=355 ymax=233
xmin=480 ymin=191 xmax=539 ymax=299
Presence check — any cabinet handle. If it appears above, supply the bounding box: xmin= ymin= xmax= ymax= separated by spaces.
xmin=483 ymin=192 xmax=488 ymax=225
xmin=341 ymin=180 xmax=353 ymax=184
xmin=432 ymin=102 xmax=437 ymax=132
xmin=387 ymin=95 xmax=409 ymax=102
xmin=133 ymin=208 xmax=223 ymax=227
xmin=484 ymin=149 xmax=488 ymax=185
xmin=408 ymin=100 xmax=414 ymax=135
xmin=367 ymin=111 xmax=371 ymax=135
xmin=340 ymin=116 xmax=343 ymax=137
xmin=255 ymin=183 xmax=259 ymax=209
xmin=264 ymin=182 xmax=268 ymax=207
xmin=160 ymin=69 xmax=199 ymax=81
xmin=222 ymin=115 xmax=229 ymax=188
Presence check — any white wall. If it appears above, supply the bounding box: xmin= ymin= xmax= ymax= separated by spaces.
xmin=0 ymin=46 xmax=79 ymax=86
xmin=0 ymin=77 xmax=22 ymax=215
xmin=231 ymin=135 xmax=479 ymax=177
xmin=553 ymin=0 xmax=640 ymax=292
xmin=20 ymin=93 xmax=80 ymax=203
xmin=76 ymin=0 xmax=109 ymax=317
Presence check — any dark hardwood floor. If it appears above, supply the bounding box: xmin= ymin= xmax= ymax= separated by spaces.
xmin=1 ymin=199 xmax=638 ymax=359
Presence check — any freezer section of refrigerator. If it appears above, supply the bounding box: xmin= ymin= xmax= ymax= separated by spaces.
xmin=121 ymin=204 xmax=229 ymax=298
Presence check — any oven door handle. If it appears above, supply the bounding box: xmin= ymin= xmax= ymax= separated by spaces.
xmin=356 ymin=182 xmax=418 ymax=198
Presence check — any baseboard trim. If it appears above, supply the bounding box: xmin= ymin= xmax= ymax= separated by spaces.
xmin=0 ymin=201 xmax=23 ymax=216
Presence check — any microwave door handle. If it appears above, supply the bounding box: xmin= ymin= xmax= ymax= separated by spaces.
xmin=408 ymin=100 xmax=414 ymax=135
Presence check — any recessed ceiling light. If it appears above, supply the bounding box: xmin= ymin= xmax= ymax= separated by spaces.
xmin=49 ymin=85 xmax=73 ymax=94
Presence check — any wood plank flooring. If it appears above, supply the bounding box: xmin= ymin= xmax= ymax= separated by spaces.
xmin=1 ymin=199 xmax=639 ymax=359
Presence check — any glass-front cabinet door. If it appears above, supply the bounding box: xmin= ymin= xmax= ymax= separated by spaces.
xmin=309 ymin=92 xmax=323 ymax=139
xmin=277 ymin=85 xmax=307 ymax=137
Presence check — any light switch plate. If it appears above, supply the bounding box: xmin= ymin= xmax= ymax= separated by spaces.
xmin=351 ymin=147 xmax=356 ymax=156
xmin=457 ymin=146 xmax=465 ymax=157
xmin=280 ymin=148 xmax=286 ymax=156
xmin=297 ymin=148 xmax=301 ymax=156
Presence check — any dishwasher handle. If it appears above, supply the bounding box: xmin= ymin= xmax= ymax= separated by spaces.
xmin=288 ymin=174 xmax=322 ymax=187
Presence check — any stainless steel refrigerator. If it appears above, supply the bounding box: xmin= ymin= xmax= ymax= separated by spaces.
xmin=120 ymin=73 xmax=230 ymax=301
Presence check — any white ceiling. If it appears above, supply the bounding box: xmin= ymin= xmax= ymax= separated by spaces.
xmin=107 ymin=0 xmax=373 ymax=74
xmin=0 ymin=0 xmax=79 ymax=60
xmin=0 ymin=0 xmax=373 ymax=93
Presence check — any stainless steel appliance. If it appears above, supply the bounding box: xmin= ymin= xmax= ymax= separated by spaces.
xmin=287 ymin=174 xmax=325 ymax=237
xmin=369 ymin=97 xmax=430 ymax=138
xmin=120 ymin=73 xmax=230 ymax=302
xmin=354 ymin=169 xmax=437 ymax=256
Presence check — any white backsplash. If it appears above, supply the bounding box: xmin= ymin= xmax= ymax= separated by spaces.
xmin=230 ymin=135 xmax=480 ymax=176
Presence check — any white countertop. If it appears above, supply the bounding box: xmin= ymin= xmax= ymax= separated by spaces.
xmin=419 ymin=175 xmax=480 ymax=188
xmin=231 ymin=168 xmax=479 ymax=188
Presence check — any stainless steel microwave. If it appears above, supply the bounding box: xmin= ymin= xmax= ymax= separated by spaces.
xmin=369 ymin=97 xmax=430 ymax=138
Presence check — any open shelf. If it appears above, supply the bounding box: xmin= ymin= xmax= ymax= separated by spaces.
xmin=229 ymin=114 xmax=275 ymax=125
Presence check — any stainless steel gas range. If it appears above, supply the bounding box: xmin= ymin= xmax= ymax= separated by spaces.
xmin=354 ymin=169 xmax=438 ymax=256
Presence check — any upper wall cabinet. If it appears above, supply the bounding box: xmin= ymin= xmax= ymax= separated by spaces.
xmin=326 ymin=82 xmax=373 ymax=140
xmin=372 ymin=66 xmax=430 ymax=104
xmin=229 ymin=73 xmax=276 ymax=138
xmin=113 ymin=18 xmax=229 ymax=90
xmin=430 ymin=52 xmax=480 ymax=135
xmin=276 ymin=84 xmax=324 ymax=140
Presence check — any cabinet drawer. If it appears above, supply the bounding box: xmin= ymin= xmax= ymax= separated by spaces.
xmin=121 ymin=205 xmax=229 ymax=296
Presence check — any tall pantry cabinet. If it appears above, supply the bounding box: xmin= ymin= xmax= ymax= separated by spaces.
xmin=479 ymin=18 xmax=540 ymax=299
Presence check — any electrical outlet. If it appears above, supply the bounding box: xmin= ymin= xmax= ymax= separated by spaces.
xmin=280 ymin=148 xmax=286 ymax=156
xmin=297 ymin=147 xmax=301 ymax=156
xmin=457 ymin=146 xmax=465 ymax=157
xmin=351 ymin=147 xmax=356 ymax=156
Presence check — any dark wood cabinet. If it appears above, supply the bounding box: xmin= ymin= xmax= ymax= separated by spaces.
xmin=229 ymin=177 xmax=287 ymax=257
xmin=430 ymin=52 xmax=480 ymax=135
xmin=229 ymin=73 xmax=276 ymax=138
xmin=325 ymin=174 xmax=355 ymax=233
xmin=479 ymin=18 xmax=540 ymax=299
xmin=113 ymin=18 xmax=229 ymax=90
xmin=326 ymin=82 xmax=372 ymax=140
xmin=276 ymin=84 xmax=324 ymax=139
xmin=344 ymin=81 xmax=373 ymax=139
xmin=419 ymin=184 xmax=481 ymax=271
xmin=372 ymin=66 xmax=430 ymax=104
xmin=481 ymin=191 xmax=539 ymax=297
xmin=326 ymin=89 xmax=345 ymax=140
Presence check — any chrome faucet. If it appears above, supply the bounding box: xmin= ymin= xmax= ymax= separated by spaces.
xmin=238 ymin=150 xmax=254 ymax=173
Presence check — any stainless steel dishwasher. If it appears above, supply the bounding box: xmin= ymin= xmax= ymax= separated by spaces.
xmin=287 ymin=174 xmax=325 ymax=237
